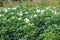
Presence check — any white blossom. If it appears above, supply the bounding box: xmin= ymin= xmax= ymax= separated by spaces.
xmin=24 ymin=18 xmax=30 ymax=23
xmin=11 ymin=16 xmax=15 ymax=19
xmin=54 ymin=9 xmax=57 ymax=14
xmin=30 ymin=15 xmax=33 ymax=18
xmin=46 ymin=6 xmax=51 ymax=9
xmin=36 ymin=9 xmax=41 ymax=13
xmin=25 ymin=12 xmax=29 ymax=14
xmin=18 ymin=17 xmax=21 ymax=20
xmin=3 ymin=18 xmax=7 ymax=20
xmin=0 ymin=14 xmax=4 ymax=17
xmin=53 ymin=7 xmax=56 ymax=9
xmin=0 ymin=14 xmax=2 ymax=17
xmin=10 ymin=12 xmax=14 ymax=14
xmin=12 ymin=7 xmax=17 ymax=10
xmin=20 ymin=11 xmax=23 ymax=14
xmin=51 ymin=9 xmax=57 ymax=14
xmin=28 ymin=9 xmax=31 ymax=10
xmin=36 ymin=7 xmax=39 ymax=9
xmin=28 ymin=23 xmax=34 ymax=26
xmin=19 ymin=13 xmax=23 ymax=16
xmin=3 ymin=8 xmax=8 ymax=13
xmin=7 ymin=8 xmax=11 ymax=10
xmin=17 ymin=12 xmax=23 ymax=16
xmin=41 ymin=10 xmax=45 ymax=13
xmin=34 ymin=14 xmax=37 ymax=17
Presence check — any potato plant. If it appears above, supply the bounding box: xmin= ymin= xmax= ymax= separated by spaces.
xmin=0 ymin=6 xmax=60 ymax=40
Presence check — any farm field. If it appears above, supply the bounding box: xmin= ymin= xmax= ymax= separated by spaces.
xmin=0 ymin=5 xmax=60 ymax=40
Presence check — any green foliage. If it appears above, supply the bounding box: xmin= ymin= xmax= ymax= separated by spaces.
xmin=0 ymin=6 xmax=60 ymax=40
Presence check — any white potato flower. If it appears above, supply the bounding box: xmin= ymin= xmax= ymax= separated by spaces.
xmin=7 ymin=8 xmax=11 ymax=10
xmin=30 ymin=15 xmax=33 ymax=18
xmin=12 ymin=7 xmax=17 ymax=10
xmin=41 ymin=10 xmax=45 ymax=13
xmin=0 ymin=14 xmax=2 ymax=17
xmin=28 ymin=9 xmax=31 ymax=10
xmin=17 ymin=12 xmax=23 ymax=16
xmin=36 ymin=9 xmax=41 ymax=13
xmin=53 ymin=7 xmax=56 ymax=9
xmin=10 ymin=12 xmax=14 ymax=14
xmin=46 ymin=6 xmax=51 ymax=9
xmin=28 ymin=23 xmax=34 ymax=26
xmin=24 ymin=18 xmax=30 ymax=23
xmin=25 ymin=12 xmax=29 ymax=14
xmin=36 ymin=7 xmax=39 ymax=9
xmin=20 ymin=11 xmax=23 ymax=14
xmin=0 ymin=14 xmax=4 ymax=17
xmin=3 ymin=8 xmax=8 ymax=13
xmin=34 ymin=14 xmax=37 ymax=17
xmin=19 ymin=13 xmax=23 ymax=16
xmin=18 ymin=17 xmax=21 ymax=20
xmin=11 ymin=16 xmax=15 ymax=19
xmin=51 ymin=9 xmax=57 ymax=14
